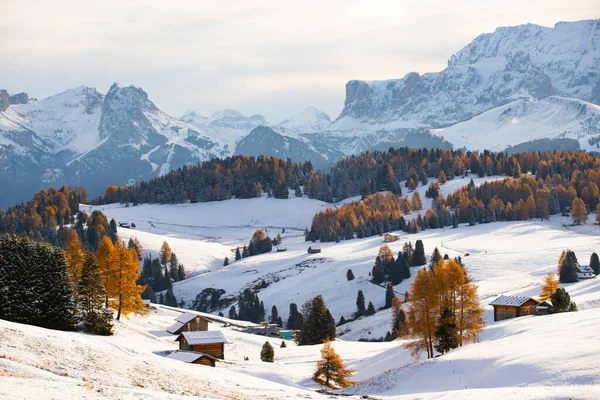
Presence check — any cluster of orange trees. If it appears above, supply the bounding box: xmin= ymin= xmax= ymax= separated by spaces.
xmin=0 ymin=186 xmax=85 ymax=244
xmin=309 ymin=150 xmax=600 ymax=240
xmin=401 ymin=259 xmax=484 ymax=358
xmin=66 ymin=231 xmax=146 ymax=321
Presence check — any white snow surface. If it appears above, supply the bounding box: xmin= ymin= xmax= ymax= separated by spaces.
xmin=4 ymin=174 xmax=600 ymax=398
xmin=0 ymin=86 xmax=104 ymax=154
xmin=432 ymin=97 xmax=600 ymax=152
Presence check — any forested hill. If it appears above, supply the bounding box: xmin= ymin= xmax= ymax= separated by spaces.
xmin=94 ymin=147 xmax=592 ymax=207
xmin=309 ymin=150 xmax=600 ymax=242
xmin=93 ymin=148 xmax=484 ymax=205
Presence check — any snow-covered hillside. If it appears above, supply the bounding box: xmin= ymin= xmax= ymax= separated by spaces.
xmin=90 ymin=174 xmax=600 ymax=342
xmin=3 ymin=284 xmax=600 ymax=399
xmin=432 ymin=96 xmax=600 ymax=152
xmin=5 ymin=173 xmax=600 ymax=398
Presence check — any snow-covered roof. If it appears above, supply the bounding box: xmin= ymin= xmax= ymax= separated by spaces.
xmin=576 ymin=265 xmax=595 ymax=274
xmin=490 ymin=295 xmax=536 ymax=307
xmin=175 ymin=312 xmax=207 ymax=324
xmin=166 ymin=321 xmax=185 ymax=334
xmin=165 ymin=350 xmax=217 ymax=363
xmin=177 ymin=331 xmax=230 ymax=345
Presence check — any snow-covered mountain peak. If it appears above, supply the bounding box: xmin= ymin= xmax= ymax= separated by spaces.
xmin=279 ymin=106 xmax=331 ymax=133
xmin=180 ymin=109 xmax=207 ymax=124
xmin=209 ymin=109 xmax=267 ymax=130
xmin=449 ymin=19 xmax=599 ymax=67
xmin=330 ymin=18 xmax=600 ymax=150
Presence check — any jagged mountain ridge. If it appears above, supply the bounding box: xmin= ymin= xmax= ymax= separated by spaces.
xmin=1 ymin=19 xmax=599 ymax=207
xmin=321 ymin=19 xmax=600 ymax=154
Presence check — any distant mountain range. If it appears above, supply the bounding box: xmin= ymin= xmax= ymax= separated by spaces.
xmin=1 ymin=19 xmax=599 ymax=207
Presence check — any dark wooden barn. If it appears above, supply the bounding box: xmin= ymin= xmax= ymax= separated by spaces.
xmin=490 ymin=295 xmax=539 ymax=321
xmin=175 ymin=331 xmax=230 ymax=360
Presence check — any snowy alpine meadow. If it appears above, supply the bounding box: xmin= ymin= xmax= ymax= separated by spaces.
xmin=3 ymin=174 xmax=600 ymax=398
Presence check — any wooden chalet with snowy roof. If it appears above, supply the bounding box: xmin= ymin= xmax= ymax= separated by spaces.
xmin=165 ymin=350 xmax=218 ymax=367
xmin=534 ymin=300 xmax=553 ymax=316
xmin=575 ymin=264 xmax=596 ymax=279
xmin=175 ymin=331 xmax=230 ymax=359
xmin=490 ymin=295 xmax=539 ymax=321
xmin=167 ymin=312 xmax=210 ymax=335
xmin=383 ymin=233 xmax=400 ymax=242
xmin=307 ymin=245 xmax=321 ymax=254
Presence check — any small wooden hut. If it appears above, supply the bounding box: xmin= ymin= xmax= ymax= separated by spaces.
xmin=175 ymin=331 xmax=230 ymax=359
xmin=165 ymin=350 xmax=218 ymax=367
xmin=307 ymin=245 xmax=321 ymax=254
xmin=167 ymin=312 xmax=210 ymax=335
xmin=490 ymin=295 xmax=539 ymax=321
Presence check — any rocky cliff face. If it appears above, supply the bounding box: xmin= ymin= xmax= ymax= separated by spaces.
xmin=0 ymin=91 xmax=9 ymax=112
xmin=335 ymin=19 xmax=599 ymax=129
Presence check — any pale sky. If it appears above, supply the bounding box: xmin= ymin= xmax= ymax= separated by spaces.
xmin=1 ymin=0 xmax=598 ymax=122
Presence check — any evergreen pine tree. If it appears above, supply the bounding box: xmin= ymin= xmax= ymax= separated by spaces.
xmin=271 ymin=305 xmax=279 ymax=324
xmin=413 ymin=240 xmax=426 ymax=266
xmin=434 ymin=307 xmax=458 ymax=355
xmin=287 ymin=303 xmax=302 ymax=330
xmin=297 ymin=295 xmax=336 ymax=345
xmin=0 ymin=234 xmax=76 ymax=331
xmin=558 ymin=250 xmax=578 ymax=283
xmin=223 ymin=257 xmax=229 ymax=266
xmin=177 ymin=263 xmax=186 ymax=281
xmin=281 ymin=340 xmax=287 ymax=348
xmin=385 ymin=283 xmax=394 ymax=309
xmin=77 ymin=252 xmax=113 ymax=335
xmin=346 ymin=269 xmax=355 ymax=281
xmin=365 ymin=301 xmax=376 ymax=316
xmin=590 ymin=252 xmax=600 ymax=275
xmin=229 ymin=306 xmax=238 ymax=320
xmin=429 ymin=247 xmax=442 ymax=271
xmin=551 ymin=287 xmax=572 ymax=312
xmin=260 ymin=341 xmax=274 ymax=362
xmin=356 ymin=290 xmax=366 ymax=316
xmin=235 ymin=247 xmax=242 ymax=261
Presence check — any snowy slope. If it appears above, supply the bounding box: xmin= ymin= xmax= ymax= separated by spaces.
xmin=432 ymin=96 xmax=600 ymax=152
xmin=0 ymin=86 xmax=104 ymax=154
xmin=3 ymin=286 xmax=600 ymax=399
xmin=88 ymin=174 xmax=600 ymax=342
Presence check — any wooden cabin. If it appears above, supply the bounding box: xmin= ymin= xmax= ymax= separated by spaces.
xmin=167 ymin=312 xmax=210 ymax=335
xmin=534 ymin=300 xmax=553 ymax=316
xmin=276 ymin=245 xmax=287 ymax=252
xmin=307 ymin=245 xmax=321 ymax=254
xmin=118 ymin=222 xmax=131 ymax=229
xmin=165 ymin=350 xmax=218 ymax=367
xmin=490 ymin=295 xmax=539 ymax=321
xmin=383 ymin=233 xmax=400 ymax=242
xmin=175 ymin=331 xmax=230 ymax=360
